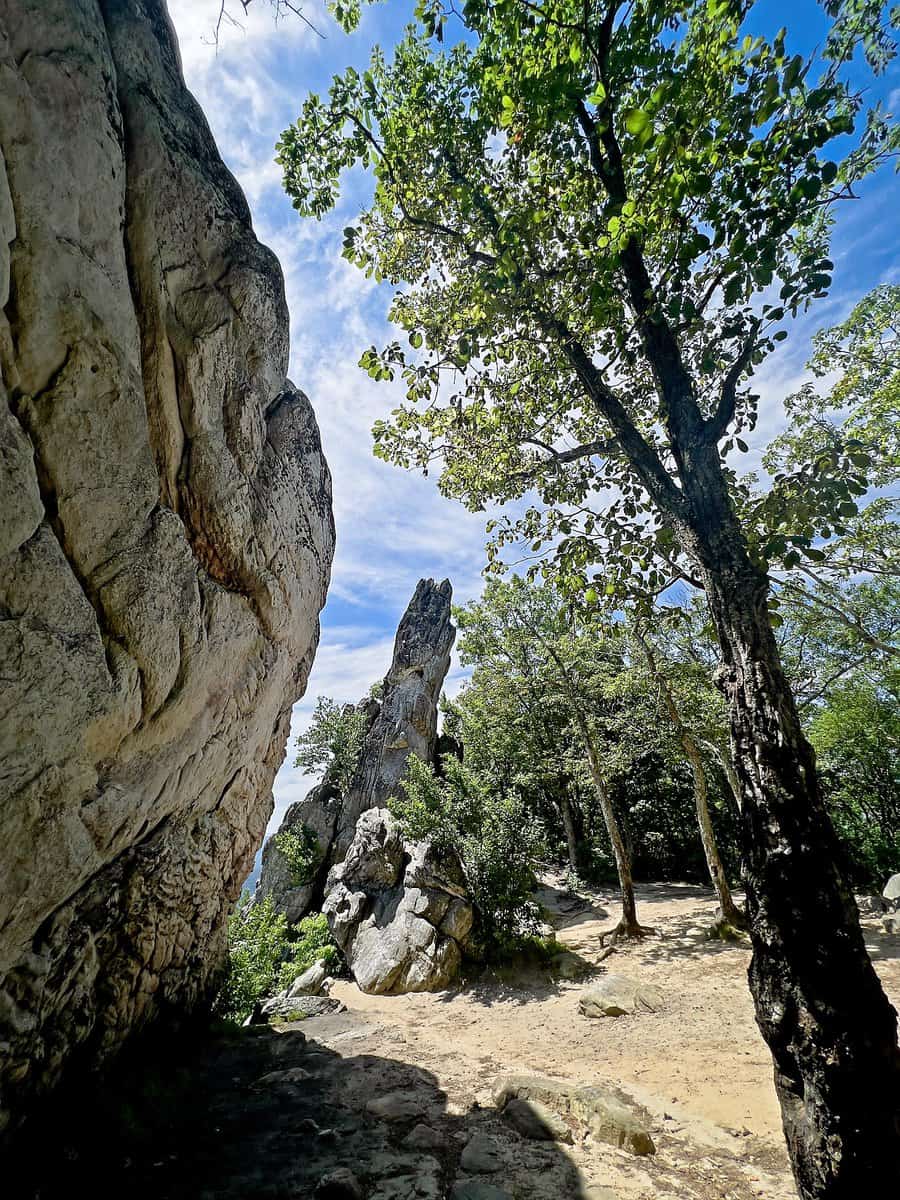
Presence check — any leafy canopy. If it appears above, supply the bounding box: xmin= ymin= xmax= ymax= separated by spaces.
xmin=389 ymin=752 xmax=546 ymax=952
xmin=280 ymin=0 xmax=898 ymax=600
xmin=295 ymin=696 xmax=369 ymax=793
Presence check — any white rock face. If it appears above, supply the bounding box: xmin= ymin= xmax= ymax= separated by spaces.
xmin=258 ymin=579 xmax=456 ymax=923
xmin=323 ymin=809 xmax=474 ymax=994
xmin=0 ymin=0 xmax=333 ymax=1132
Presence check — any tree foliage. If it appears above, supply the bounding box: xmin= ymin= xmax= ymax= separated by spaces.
xmin=280 ymin=0 xmax=897 ymax=603
xmin=295 ymin=696 xmax=369 ymax=793
xmin=389 ymin=753 xmax=546 ymax=952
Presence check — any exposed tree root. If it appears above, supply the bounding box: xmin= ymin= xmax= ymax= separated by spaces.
xmin=598 ymin=920 xmax=656 ymax=949
xmin=708 ymin=915 xmax=749 ymax=942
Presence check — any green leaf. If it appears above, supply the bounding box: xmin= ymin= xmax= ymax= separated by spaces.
xmin=624 ymin=109 xmax=651 ymax=136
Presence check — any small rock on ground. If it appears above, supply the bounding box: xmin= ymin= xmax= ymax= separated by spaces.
xmin=316 ymin=1167 xmax=364 ymax=1199
xmin=451 ymin=1184 xmax=514 ymax=1200
xmin=460 ymin=1131 xmax=505 ymax=1173
xmin=579 ymin=975 xmax=664 ymax=1018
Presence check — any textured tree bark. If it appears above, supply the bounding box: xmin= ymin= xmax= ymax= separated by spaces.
xmin=682 ymin=452 xmax=900 ymax=1197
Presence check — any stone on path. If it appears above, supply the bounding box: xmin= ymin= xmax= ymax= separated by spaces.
xmin=403 ymin=1124 xmax=446 ymax=1152
xmin=450 ymin=1184 xmax=514 ymax=1200
xmin=366 ymin=1089 xmax=429 ymax=1123
xmin=503 ymin=1097 xmax=574 ymax=1143
xmin=579 ymin=975 xmax=664 ymax=1018
xmin=493 ymin=1073 xmax=655 ymax=1156
xmin=288 ymin=960 xmax=330 ymax=997
xmin=883 ymin=873 xmax=900 ymax=909
xmin=316 ymin=1167 xmax=364 ymax=1199
xmin=460 ymin=1131 xmax=505 ymax=1173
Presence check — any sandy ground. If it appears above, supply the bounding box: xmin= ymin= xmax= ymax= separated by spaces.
xmin=325 ymin=877 xmax=900 ymax=1197
xmin=21 ymin=878 xmax=898 ymax=1200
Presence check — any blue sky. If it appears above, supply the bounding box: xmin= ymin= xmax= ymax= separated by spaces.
xmin=166 ymin=1 xmax=900 ymax=843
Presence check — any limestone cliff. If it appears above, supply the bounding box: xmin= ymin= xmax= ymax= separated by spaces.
xmin=258 ymin=579 xmax=455 ymax=923
xmin=0 ymin=0 xmax=334 ymax=1133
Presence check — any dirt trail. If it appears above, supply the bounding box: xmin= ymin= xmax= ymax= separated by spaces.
xmin=327 ymin=877 xmax=900 ymax=1197
xmin=18 ymin=879 xmax=898 ymax=1200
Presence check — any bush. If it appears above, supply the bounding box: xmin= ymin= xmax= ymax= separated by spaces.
xmin=274 ymin=825 xmax=321 ymax=886
xmin=216 ymin=892 xmax=289 ymax=1022
xmin=389 ymin=755 xmax=546 ymax=956
xmin=216 ymin=898 xmax=340 ymax=1023
xmin=276 ymin=914 xmax=340 ymax=991
xmin=810 ymin=682 xmax=900 ymax=890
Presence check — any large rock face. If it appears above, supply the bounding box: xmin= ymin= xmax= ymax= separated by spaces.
xmin=258 ymin=578 xmax=455 ymax=923
xmin=0 ymin=0 xmax=333 ymax=1132
xmin=323 ymin=809 xmax=474 ymax=994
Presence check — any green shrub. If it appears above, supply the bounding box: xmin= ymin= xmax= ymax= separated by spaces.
xmin=295 ymin=696 xmax=369 ymax=792
xmin=810 ymin=682 xmax=900 ymax=890
xmin=216 ymin=892 xmax=289 ymax=1022
xmin=215 ymin=899 xmax=340 ymax=1023
xmin=276 ymin=913 xmax=340 ymax=991
xmin=274 ymin=825 xmax=321 ymax=886
xmin=390 ymin=755 xmax=546 ymax=956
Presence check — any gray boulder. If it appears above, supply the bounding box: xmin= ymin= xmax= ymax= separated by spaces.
xmin=323 ymin=809 xmax=474 ymax=994
xmin=492 ymin=1073 xmax=655 ymax=1156
xmin=579 ymin=976 xmax=665 ymax=1018
xmin=260 ymin=994 xmax=344 ymax=1021
xmin=287 ymin=960 xmax=330 ymax=997
xmin=882 ymin=873 xmax=900 ymax=910
xmin=502 ymin=1097 xmax=574 ymax=1143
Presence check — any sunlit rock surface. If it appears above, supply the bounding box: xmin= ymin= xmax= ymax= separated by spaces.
xmin=258 ymin=578 xmax=455 ymax=923
xmin=0 ymin=0 xmax=333 ymax=1132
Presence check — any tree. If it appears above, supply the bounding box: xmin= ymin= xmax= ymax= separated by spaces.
xmin=442 ymin=658 xmax=595 ymax=876
xmin=455 ymin=578 xmax=652 ymax=940
xmin=280 ymin=2 xmax=900 ymax=1190
xmin=390 ymin=753 xmax=546 ymax=951
xmin=629 ymin=619 xmax=745 ymax=929
xmin=295 ymin=695 xmax=370 ymax=793
xmin=809 ymin=680 xmax=900 ymax=889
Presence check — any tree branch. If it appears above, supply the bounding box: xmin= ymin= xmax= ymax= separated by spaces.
xmin=705 ymin=317 xmax=763 ymax=443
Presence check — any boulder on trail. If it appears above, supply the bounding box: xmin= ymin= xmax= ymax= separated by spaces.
xmin=323 ymin=808 xmax=474 ymax=994
xmin=492 ymin=1073 xmax=655 ymax=1156
xmin=882 ymin=873 xmax=900 ymax=909
xmin=502 ymin=1097 xmax=574 ymax=1143
xmin=287 ymin=960 xmax=331 ymax=997
xmin=579 ymin=975 xmax=665 ymax=1018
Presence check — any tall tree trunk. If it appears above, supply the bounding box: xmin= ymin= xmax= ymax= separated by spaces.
xmin=558 ymin=787 xmax=590 ymax=877
xmin=682 ymin=457 xmax=900 ymax=1197
xmin=575 ymin=714 xmax=641 ymax=934
xmin=634 ymin=631 xmax=743 ymax=927
xmin=681 ymin=736 xmax=744 ymax=928
xmin=703 ymin=739 xmax=742 ymax=814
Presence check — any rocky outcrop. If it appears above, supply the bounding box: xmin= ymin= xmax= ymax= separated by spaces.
xmin=258 ymin=578 xmax=455 ymax=922
xmin=336 ymin=578 xmax=456 ymax=851
xmin=0 ymin=0 xmax=333 ymax=1133
xmin=323 ymin=808 xmax=474 ymax=994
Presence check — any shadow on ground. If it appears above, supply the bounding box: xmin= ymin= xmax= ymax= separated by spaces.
xmin=11 ymin=1017 xmax=598 ymax=1200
